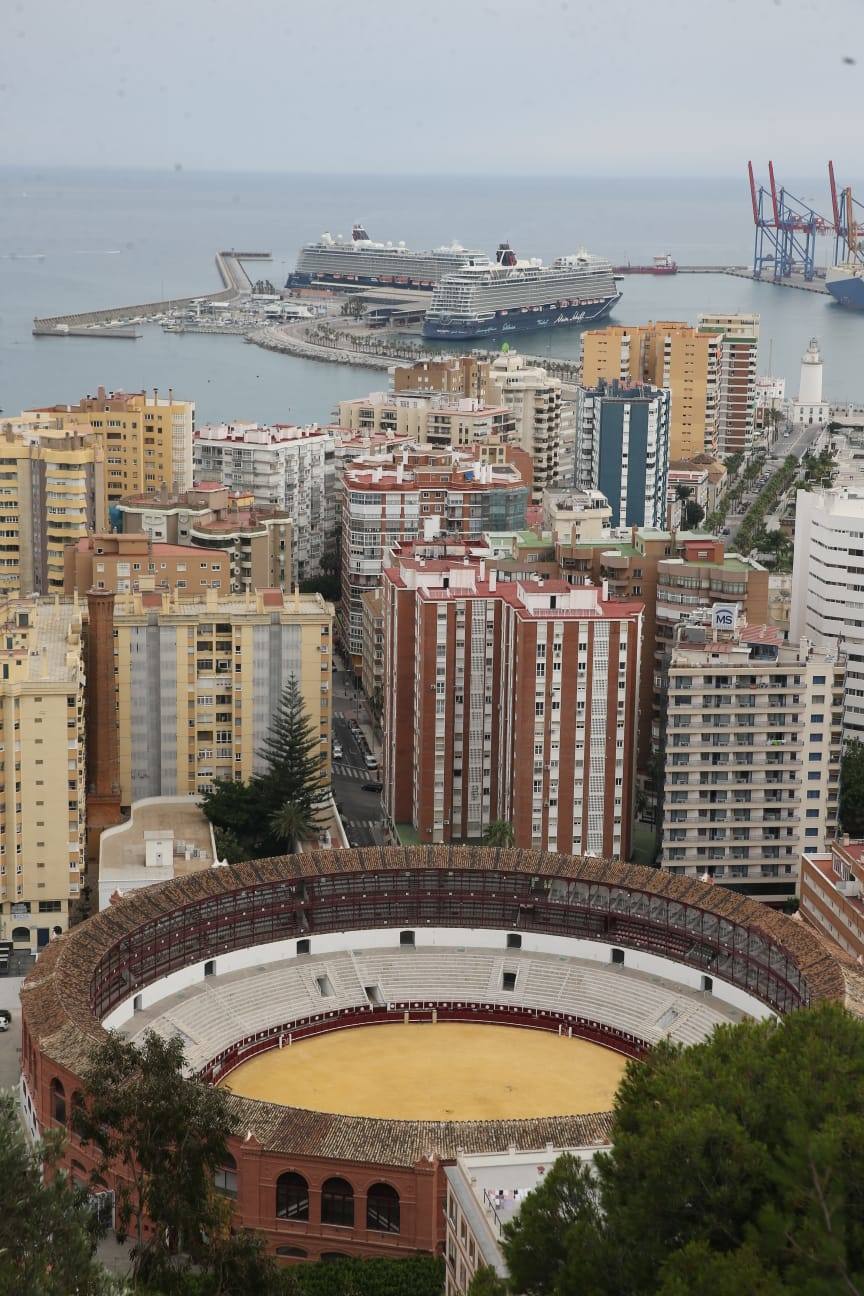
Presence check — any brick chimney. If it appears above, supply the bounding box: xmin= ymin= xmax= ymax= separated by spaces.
xmin=86 ymin=589 xmax=122 ymax=850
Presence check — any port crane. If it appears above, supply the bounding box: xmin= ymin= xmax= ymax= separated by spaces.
xmin=828 ymin=160 xmax=864 ymax=267
xmin=748 ymin=161 xmax=832 ymax=281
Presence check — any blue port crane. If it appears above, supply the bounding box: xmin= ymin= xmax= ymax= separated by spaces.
xmin=748 ymin=161 xmax=831 ymax=281
xmin=828 ymin=160 xmax=864 ymax=267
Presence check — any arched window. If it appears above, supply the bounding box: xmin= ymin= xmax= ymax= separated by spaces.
xmin=69 ymin=1090 xmax=84 ymax=1136
xmin=11 ymin=926 xmax=29 ymax=943
xmin=367 ymin=1182 xmax=400 ymax=1233
xmin=276 ymin=1171 xmax=309 ymax=1221
xmin=321 ymin=1252 xmax=349 ymax=1262
xmin=50 ymin=1077 xmax=66 ymax=1124
xmin=321 ymin=1177 xmax=354 ymax=1228
xmin=275 ymin=1246 xmax=308 ymax=1258
xmin=214 ymin=1151 xmax=238 ymax=1198
xmin=70 ymin=1160 xmax=88 ymax=1189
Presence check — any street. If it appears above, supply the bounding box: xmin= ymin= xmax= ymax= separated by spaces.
xmin=330 ymin=656 xmax=388 ymax=848
xmin=723 ymin=423 xmax=826 ymax=544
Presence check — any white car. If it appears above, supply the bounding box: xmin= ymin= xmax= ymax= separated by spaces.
xmin=364 ymin=753 xmax=379 ymax=770
xmin=333 ymin=742 xmax=343 ymax=760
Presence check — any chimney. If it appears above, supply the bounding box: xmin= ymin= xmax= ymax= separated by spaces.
xmin=489 ymin=570 xmax=497 ymax=592
xmin=479 ymin=559 xmax=486 ymax=582
xmin=86 ymin=589 xmax=121 ymax=806
xmin=602 ymin=578 xmax=609 ymax=600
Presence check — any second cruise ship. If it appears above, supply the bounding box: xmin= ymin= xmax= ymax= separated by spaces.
xmin=287 ymin=224 xmax=490 ymax=290
xmin=422 ymin=243 xmax=621 ymax=340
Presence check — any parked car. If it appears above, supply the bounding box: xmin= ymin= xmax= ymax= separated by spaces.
xmin=333 ymin=742 xmax=343 ymax=759
xmin=0 ymin=1009 xmax=10 ymax=1032
xmin=364 ymin=754 xmax=379 ymax=770
xmin=362 ymin=781 xmax=383 ymax=793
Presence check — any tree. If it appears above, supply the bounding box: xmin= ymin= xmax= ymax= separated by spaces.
xmin=288 ymin=1253 xmax=444 ymax=1295
xmin=202 ymin=776 xmax=270 ymax=857
xmin=501 ymin=1003 xmax=864 ymax=1295
xmin=269 ymin=800 xmax=317 ymax=854
xmin=482 ymin=820 xmax=515 ymax=848
xmin=74 ymin=1029 xmax=239 ymax=1288
xmin=467 ymin=1264 xmax=511 ymax=1295
xmin=0 ymin=1091 xmax=117 ymax=1295
xmin=840 ymin=738 xmax=864 ymax=837
xmin=258 ymin=677 xmax=328 ymax=832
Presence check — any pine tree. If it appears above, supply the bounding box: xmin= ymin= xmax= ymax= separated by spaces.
xmin=258 ymin=676 xmax=328 ymax=831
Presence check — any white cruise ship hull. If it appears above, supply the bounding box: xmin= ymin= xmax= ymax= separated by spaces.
xmin=423 ymin=292 xmax=620 ymax=339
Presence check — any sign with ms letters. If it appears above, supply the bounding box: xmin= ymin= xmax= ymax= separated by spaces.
xmin=712 ymin=603 xmax=739 ymax=631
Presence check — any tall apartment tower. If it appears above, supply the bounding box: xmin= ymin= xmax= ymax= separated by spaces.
xmin=487 ymin=353 xmax=563 ymax=500
xmin=340 ymin=448 xmax=528 ymax=673
xmin=698 ymin=313 xmax=760 ymax=455
xmin=574 ymin=381 xmax=670 ymax=528
xmin=383 ymin=558 xmax=642 ymax=857
xmin=0 ymin=427 xmax=107 ymax=596
xmin=582 ymin=322 xmax=721 ymax=459
xmin=791 ymin=486 xmax=864 ymax=738
xmin=90 ymin=589 xmax=334 ymax=806
xmin=659 ymin=620 xmax=843 ymax=904
xmin=26 ymin=387 xmax=195 ymax=502
xmin=193 ymin=423 xmax=338 ymax=581
xmin=0 ymin=598 xmax=86 ymax=951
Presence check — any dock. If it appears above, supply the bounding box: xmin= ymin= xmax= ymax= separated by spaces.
xmin=31 ymin=250 xmax=272 ymax=337
xmin=673 ymin=265 xmax=830 ymax=295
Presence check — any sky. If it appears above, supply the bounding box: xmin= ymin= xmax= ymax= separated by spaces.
xmin=1 ymin=0 xmax=862 ymax=176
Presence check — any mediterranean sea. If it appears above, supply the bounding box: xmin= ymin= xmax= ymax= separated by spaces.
xmin=2 ymin=167 xmax=863 ymax=423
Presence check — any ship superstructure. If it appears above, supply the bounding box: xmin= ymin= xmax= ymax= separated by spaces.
xmin=422 ymin=243 xmax=621 ymax=340
xmin=288 ymin=224 xmax=490 ymax=290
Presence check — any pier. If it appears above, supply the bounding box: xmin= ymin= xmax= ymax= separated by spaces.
xmin=673 ymin=265 xmax=830 ymax=295
xmin=31 ymin=250 xmax=272 ymax=336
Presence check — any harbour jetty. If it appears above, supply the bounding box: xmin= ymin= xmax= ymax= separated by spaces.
xmin=31 ymin=251 xmax=271 ymax=336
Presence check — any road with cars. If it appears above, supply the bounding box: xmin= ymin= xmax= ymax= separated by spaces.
xmin=722 ymin=423 xmax=825 ymax=545
xmin=330 ymin=655 xmax=388 ymax=848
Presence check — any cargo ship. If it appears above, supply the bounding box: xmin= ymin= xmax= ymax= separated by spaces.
xmin=287 ymin=224 xmax=490 ymax=290
xmin=422 ymin=243 xmax=620 ymax=340
xmin=825 ymin=261 xmax=864 ymax=309
xmin=612 ymin=253 xmax=678 ymax=275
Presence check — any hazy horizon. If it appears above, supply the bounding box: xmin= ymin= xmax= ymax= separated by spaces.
xmin=3 ymin=0 xmax=862 ymax=177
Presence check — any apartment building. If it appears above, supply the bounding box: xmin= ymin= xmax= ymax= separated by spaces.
xmin=392 ymin=353 xmax=565 ymax=501
xmin=582 ymin=322 xmax=721 ymax=459
xmin=64 ymin=533 xmax=231 ymax=597
xmin=0 ymin=598 xmax=86 ymax=951
xmin=542 ymin=488 xmax=612 ymax=544
xmin=0 ymin=427 xmax=107 ymax=596
xmin=382 ymin=558 xmax=641 ymax=856
xmin=557 ymin=529 xmax=768 ymax=771
xmin=337 ymin=391 xmax=517 ymax=454
xmin=698 ymin=313 xmax=759 ymax=455
xmin=116 ymin=485 xmax=292 ymax=593
xmin=791 ymin=486 xmax=864 ymax=739
xmin=658 ymin=620 xmax=843 ymax=903
xmin=27 ymin=387 xmax=194 ymax=502
xmin=193 ymin=423 xmax=338 ymax=581
xmin=88 ymin=589 xmax=334 ymax=807
xmin=575 ymin=381 xmax=670 ymax=528
xmin=360 ymin=588 xmax=385 ymax=710
xmin=799 ymin=838 xmax=864 ymax=962
xmin=340 ymin=448 xmax=528 ymax=672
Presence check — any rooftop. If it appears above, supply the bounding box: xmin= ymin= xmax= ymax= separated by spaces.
xmin=99 ymin=798 xmax=216 ymax=898
xmin=113 ymin=589 xmax=331 ymax=619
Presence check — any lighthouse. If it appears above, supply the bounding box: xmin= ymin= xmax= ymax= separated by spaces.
xmin=793 ymin=337 xmax=830 ymax=426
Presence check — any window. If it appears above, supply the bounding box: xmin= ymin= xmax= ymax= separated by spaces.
xmin=399 ymin=930 xmax=415 ymax=946
xmin=276 ymin=1247 xmax=308 ymax=1258
xmin=11 ymin=926 xmax=29 ymax=943
xmin=204 ymin=960 xmax=215 ymax=977
xmin=502 ymin=971 xmax=517 ymax=992
xmin=611 ymin=948 xmax=625 ymax=965
xmin=50 ymin=1077 xmax=66 ymax=1124
xmin=702 ymin=975 xmax=713 ymax=994
xmin=276 ymin=1172 xmax=309 ymax=1221
xmin=297 ymin=939 xmax=310 ymax=956
xmin=366 ymin=1182 xmax=400 ymax=1233
xmin=321 ymin=1253 xmax=349 ymax=1262
xmin=321 ymin=1177 xmax=354 ymax=1227
xmin=214 ymin=1153 xmax=237 ymax=1198
xmin=506 ymin=932 xmax=522 ymax=949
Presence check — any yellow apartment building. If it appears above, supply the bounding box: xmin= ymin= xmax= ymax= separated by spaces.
xmin=0 ymin=427 xmax=107 ymax=597
xmin=0 ymin=597 xmax=86 ymax=951
xmin=26 ymin=386 xmax=195 ymax=503
xmin=109 ymin=588 xmax=333 ymax=806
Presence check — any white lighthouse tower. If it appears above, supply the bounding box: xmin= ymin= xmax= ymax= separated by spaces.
xmin=793 ymin=337 xmax=830 ymax=426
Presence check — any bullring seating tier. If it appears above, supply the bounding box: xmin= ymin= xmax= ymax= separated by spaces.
xmin=125 ymin=946 xmax=745 ymax=1073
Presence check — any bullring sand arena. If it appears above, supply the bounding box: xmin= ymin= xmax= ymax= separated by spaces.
xmin=220 ymin=1021 xmax=628 ymax=1119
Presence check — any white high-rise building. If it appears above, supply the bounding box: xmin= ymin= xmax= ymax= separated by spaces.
xmin=792 ymin=338 xmax=830 ymax=426
xmin=193 ymin=423 xmax=338 ymax=582
xmin=659 ymin=619 xmax=843 ymax=904
xmin=791 ymin=485 xmax=864 ymax=737
xmin=488 ymin=352 xmax=563 ymax=500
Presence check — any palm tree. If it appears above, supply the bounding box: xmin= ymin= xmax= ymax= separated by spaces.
xmin=268 ymin=800 xmax=316 ymax=855
xmin=482 ymin=820 xmax=515 ymax=848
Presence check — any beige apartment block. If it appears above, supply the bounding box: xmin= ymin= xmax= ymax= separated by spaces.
xmin=26 ymin=386 xmax=195 ymax=503
xmin=64 ymin=533 xmax=231 ymax=598
xmin=360 ymin=587 xmax=385 ymax=709
xmin=107 ymin=589 xmax=333 ymax=806
xmin=0 ymin=427 xmax=107 ymax=596
xmin=0 ymin=597 xmax=86 ymax=951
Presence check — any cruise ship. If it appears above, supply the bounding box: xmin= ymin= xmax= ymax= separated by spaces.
xmin=825 ymin=261 xmax=864 ymax=309
xmin=287 ymin=224 xmax=490 ymax=290
xmin=422 ymin=243 xmax=621 ymax=340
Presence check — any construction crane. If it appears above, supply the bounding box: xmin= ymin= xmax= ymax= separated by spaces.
xmin=828 ymin=160 xmax=864 ymax=266
xmin=748 ymin=161 xmax=832 ymax=281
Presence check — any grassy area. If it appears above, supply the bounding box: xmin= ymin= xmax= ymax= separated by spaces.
xmin=396 ymin=822 xmax=422 ymax=845
xmin=631 ymin=822 xmax=658 ymax=868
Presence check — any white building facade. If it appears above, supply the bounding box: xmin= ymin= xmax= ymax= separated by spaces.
xmin=488 ymin=352 xmax=564 ymax=500
xmin=193 ymin=423 xmax=338 ymax=581
xmin=792 ymin=338 xmax=830 ymax=426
